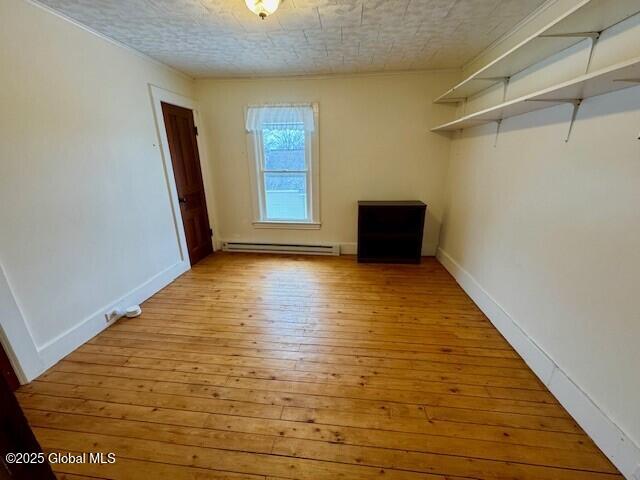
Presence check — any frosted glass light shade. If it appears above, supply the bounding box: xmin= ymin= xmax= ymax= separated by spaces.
xmin=245 ymin=0 xmax=280 ymax=19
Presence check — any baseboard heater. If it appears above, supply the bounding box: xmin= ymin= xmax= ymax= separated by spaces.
xmin=222 ymin=241 xmax=340 ymax=256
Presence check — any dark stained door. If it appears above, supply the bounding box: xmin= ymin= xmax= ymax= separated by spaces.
xmin=161 ymin=102 xmax=213 ymax=265
xmin=0 ymin=376 xmax=55 ymax=479
xmin=0 ymin=344 xmax=19 ymax=393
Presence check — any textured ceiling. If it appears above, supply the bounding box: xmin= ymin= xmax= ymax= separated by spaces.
xmin=35 ymin=0 xmax=546 ymax=77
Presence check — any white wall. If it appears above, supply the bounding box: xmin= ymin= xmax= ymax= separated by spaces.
xmin=0 ymin=0 xmax=195 ymax=379
xmin=438 ymin=3 xmax=640 ymax=476
xmin=195 ymin=71 xmax=458 ymax=254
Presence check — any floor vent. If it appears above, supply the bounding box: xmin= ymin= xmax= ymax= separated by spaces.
xmin=222 ymin=242 xmax=340 ymax=256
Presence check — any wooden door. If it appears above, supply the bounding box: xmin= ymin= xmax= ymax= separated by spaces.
xmin=0 ymin=343 xmax=19 ymax=392
xmin=161 ymin=102 xmax=213 ymax=265
xmin=0 ymin=376 xmax=55 ymax=479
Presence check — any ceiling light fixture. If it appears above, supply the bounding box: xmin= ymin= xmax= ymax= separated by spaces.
xmin=245 ymin=0 xmax=280 ymax=19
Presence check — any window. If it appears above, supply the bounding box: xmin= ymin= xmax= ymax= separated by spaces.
xmin=246 ymin=104 xmax=320 ymax=228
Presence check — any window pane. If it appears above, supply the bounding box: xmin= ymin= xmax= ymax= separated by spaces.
xmin=263 ymin=123 xmax=306 ymax=171
xmin=264 ymin=173 xmax=307 ymax=221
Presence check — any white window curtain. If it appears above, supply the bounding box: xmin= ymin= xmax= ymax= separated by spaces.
xmin=245 ymin=104 xmax=315 ymax=133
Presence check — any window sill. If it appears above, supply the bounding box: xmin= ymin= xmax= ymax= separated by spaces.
xmin=253 ymin=221 xmax=321 ymax=230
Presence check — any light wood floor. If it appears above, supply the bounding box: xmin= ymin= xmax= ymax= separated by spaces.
xmin=17 ymin=253 xmax=621 ymax=480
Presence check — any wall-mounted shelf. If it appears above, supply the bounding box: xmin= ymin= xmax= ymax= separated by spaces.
xmin=431 ymin=56 xmax=640 ymax=133
xmin=434 ymin=0 xmax=640 ymax=104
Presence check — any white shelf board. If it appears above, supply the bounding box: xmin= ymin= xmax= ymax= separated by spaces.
xmin=434 ymin=0 xmax=640 ymax=103
xmin=431 ymin=55 xmax=640 ymax=132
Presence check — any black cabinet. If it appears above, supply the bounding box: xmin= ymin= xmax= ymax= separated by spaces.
xmin=357 ymin=201 xmax=427 ymax=264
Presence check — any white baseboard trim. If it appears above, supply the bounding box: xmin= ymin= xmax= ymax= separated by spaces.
xmin=36 ymin=260 xmax=189 ymax=373
xmin=436 ymin=247 xmax=640 ymax=479
xmin=340 ymin=242 xmax=357 ymax=255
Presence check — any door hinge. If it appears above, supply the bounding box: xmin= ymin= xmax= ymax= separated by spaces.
xmin=194 ymin=126 xmax=199 ymax=136
xmin=209 ymin=228 xmax=213 ymax=236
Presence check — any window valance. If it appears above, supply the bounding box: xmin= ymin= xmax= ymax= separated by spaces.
xmin=245 ymin=104 xmax=315 ymax=132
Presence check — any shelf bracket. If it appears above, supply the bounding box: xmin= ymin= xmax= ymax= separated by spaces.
xmin=475 ymin=76 xmax=510 ymax=82
xmin=565 ymin=99 xmax=582 ymax=142
xmin=494 ymin=119 xmax=503 ymax=148
xmin=474 ymin=76 xmax=511 ymax=102
xmin=539 ymin=32 xmax=600 ymax=72
xmin=526 ymin=98 xmax=583 ymax=142
xmin=585 ymin=32 xmax=600 ymax=73
xmin=538 ymin=32 xmax=600 ymax=40
xmin=502 ymin=77 xmax=510 ymax=102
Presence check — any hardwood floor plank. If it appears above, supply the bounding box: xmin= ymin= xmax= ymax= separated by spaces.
xmin=48 ymin=452 xmax=266 ymax=480
xmin=425 ymin=406 xmax=581 ymax=433
xmin=297 ymin=344 xmax=527 ymax=368
xmin=127 ymin=309 xmax=506 ymax=342
xmin=139 ymin=304 xmax=493 ymax=330
xmin=293 ymin=359 xmax=541 ymax=384
xmin=17 ymin=392 xmax=209 ymax=428
xmin=52 ymin=360 xmax=229 ymax=387
xmin=17 ymin=253 xmax=620 ymax=479
xmin=25 ymin=409 xmax=275 ymax=454
xmin=63 ymin=348 xmax=544 ymax=390
xmin=17 ymin=392 xmax=592 ymax=456
xmin=109 ymin=322 xmax=520 ymax=358
xmin=56 ymin=474 xmax=107 ymax=480
xmin=36 ymin=428 xmax=459 ymax=480
xmin=23 ymin=405 xmax=613 ymax=473
xmin=124 ymin=320 xmax=512 ymax=351
xmin=271 ymin=437 xmax=619 ymax=479
xmin=31 ymin=375 xmax=430 ymax=420
xmin=280 ymin=406 xmax=598 ymax=453
xmin=78 ymin=338 xmax=536 ymax=381
xmin=90 ymin=333 xmax=527 ymax=370
xmin=21 ymin=380 xmax=285 ymax=419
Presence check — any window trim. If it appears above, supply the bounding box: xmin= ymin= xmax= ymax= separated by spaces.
xmin=252 ymin=221 xmax=321 ymax=230
xmin=245 ymin=103 xmax=320 ymax=228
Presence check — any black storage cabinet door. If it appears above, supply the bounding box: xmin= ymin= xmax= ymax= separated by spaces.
xmin=357 ymin=201 xmax=427 ymax=264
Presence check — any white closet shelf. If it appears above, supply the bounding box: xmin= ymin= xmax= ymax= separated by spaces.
xmin=434 ymin=0 xmax=640 ymax=104
xmin=431 ymin=56 xmax=640 ymax=132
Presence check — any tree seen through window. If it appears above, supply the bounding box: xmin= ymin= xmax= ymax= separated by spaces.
xmin=262 ymin=123 xmax=307 ymax=220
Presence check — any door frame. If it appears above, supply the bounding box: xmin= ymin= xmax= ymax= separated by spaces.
xmin=149 ymin=85 xmax=218 ymax=266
